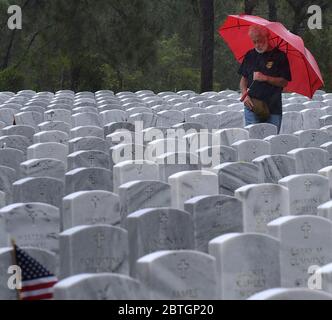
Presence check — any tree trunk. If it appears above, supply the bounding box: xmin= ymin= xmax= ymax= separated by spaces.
xmin=2 ymin=30 xmax=16 ymax=69
xmin=200 ymin=0 xmax=214 ymax=93
xmin=267 ymin=0 xmax=277 ymax=21
xmin=70 ymin=65 xmax=81 ymax=91
xmin=245 ymin=0 xmax=258 ymax=14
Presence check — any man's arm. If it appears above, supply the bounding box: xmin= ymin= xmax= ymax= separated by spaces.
xmin=254 ymin=72 xmax=288 ymax=88
xmin=240 ymin=76 xmax=248 ymax=95
xmin=239 ymin=76 xmax=254 ymax=109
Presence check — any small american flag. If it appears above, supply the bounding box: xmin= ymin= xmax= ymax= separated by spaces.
xmin=13 ymin=244 xmax=58 ymax=300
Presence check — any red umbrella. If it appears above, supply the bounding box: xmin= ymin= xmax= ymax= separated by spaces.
xmin=219 ymin=14 xmax=324 ymax=99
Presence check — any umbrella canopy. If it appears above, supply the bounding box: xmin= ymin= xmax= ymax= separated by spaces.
xmin=219 ymin=14 xmax=324 ymax=99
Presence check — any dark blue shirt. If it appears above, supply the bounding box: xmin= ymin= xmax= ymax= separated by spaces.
xmin=238 ymin=47 xmax=292 ymax=115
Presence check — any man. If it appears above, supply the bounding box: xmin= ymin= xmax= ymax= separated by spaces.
xmin=238 ymin=25 xmax=292 ymax=133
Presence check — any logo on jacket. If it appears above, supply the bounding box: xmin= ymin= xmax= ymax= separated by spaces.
xmin=266 ymin=61 xmax=274 ymax=69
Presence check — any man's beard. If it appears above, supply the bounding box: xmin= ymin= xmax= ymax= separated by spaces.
xmin=255 ymin=43 xmax=269 ymax=54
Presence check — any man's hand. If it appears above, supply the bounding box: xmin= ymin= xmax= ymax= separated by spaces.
xmin=254 ymin=72 xmax=289 ymax=88
xmin=244 ymin=96 xmax=254 ymax=110
xmin=253 ymin=71 xmax=268 ymax=82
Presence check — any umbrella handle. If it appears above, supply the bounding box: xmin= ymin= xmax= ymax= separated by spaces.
xmin=240 ymin=90 xmax=249 ymax=102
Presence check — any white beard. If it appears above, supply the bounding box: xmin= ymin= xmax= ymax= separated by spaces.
xmin=255 ymin=43 xmax=269 ymax=54
xmin=255 ymin=48 xmax=266 ymax=54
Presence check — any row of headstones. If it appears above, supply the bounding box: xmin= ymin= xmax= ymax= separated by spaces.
xmin=3 ymin=92 xmax=328 ymax=131
xmin=2 ymin=104 xmax=332 ymax=132
xmin=4 ymin=247 xmax=328 ymax=300
xmin=2 ymin=171 xmax=332 ymax=266
xmin=1 ymin=165 xmax=332 ymax=232
xmin=3 ymin=216 xmax=332 ymax=300
xmin=0 ymin=89 xmax=245 ymax=115
xmin=1 ymin=117 xmax=332 ymax=170
xmin=1 ymin=124 xmax=332 ymax=208
xmin=4 ymin=95 xmax=329 ymax=117
xmin=0 ymin=91 xmax=117 ymax=113
xmin=0 ymin=89 xmax=331 ymax=131
xmin=0 ymin=90 xmax=328 ymax=112
xmin=280 ymin=108 xmax=332 ymax=133
xmin=0 ymin=98 xmax=249 ymax=130
xmin=0 ymin=141 xmax=331 ymax=208
xmin=3 ymin=88 xmax=328 ymax=96
xmin=2 ymin=88 xmax=329 ymax=108
xmin=0 ymin=121 xmax=332 ymax=170
xmin=3 ymin=168 xmax=332 ymax=229
xmin=0 ymin=89 xmax=269 ymax=108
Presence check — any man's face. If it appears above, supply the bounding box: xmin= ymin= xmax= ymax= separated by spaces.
xmin=251 ymin=34 xmax=269 ymax=54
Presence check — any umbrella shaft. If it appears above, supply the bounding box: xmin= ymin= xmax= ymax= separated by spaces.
xmin=240 ymin=80 xmax=255 ymax=102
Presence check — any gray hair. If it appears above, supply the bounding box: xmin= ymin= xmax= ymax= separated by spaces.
xmin=248 ymin=25 xmax=269 ymax=38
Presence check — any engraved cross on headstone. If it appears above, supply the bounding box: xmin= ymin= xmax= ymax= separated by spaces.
xmin=28 ymin=211 xmax=38 ymax=224
xmin=39 ymin=183 xmax=46 ymax=197
xmin=159 ymin=212 xmax=168 ymax=229
xmin=260 ymin=127 xmax=266 ymax=138
xmin=215 ymin=201 xmax=223 ymax=217
xmin=88 ymin=154 xmax=95 ymax=166
xmin=160 ymin=212 xmax=168 ymax=225
xmin=137 ymin=165 xmax=143 ymax=175
xmin=262 ymin=189 xmax=272 ymax=204
xmin=177 ymin=259 xmax=190 ymax=279
xmin=145 ymin=187 xmax=154 ymax=200
xmin=40 ymin=161 xmax=50 ymax=171
xmin=301 ymin=222 xmax=312 ymax=239
xmin=213 ymin=201 xmax=223 ymax=228
xmin=252 ymin=144 xmax=258 ymax=155
xmin=88 ymin=174 xmax=96 ymax=185
xmin=159 ymin=212 xmax=169 ymax=242
xmin=304 ymin=180 xmax=312 ymax=192
xmin=94 ymin=232 xmax=105 ymax=248
xmin=91 ymin=195 xmax=100 ymax=209
xmin=97 ymin=284 xmax=111 ymax=300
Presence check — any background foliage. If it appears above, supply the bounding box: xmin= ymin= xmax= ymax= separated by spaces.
xmin=0 ymin=0 xmax=330 ymax=93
